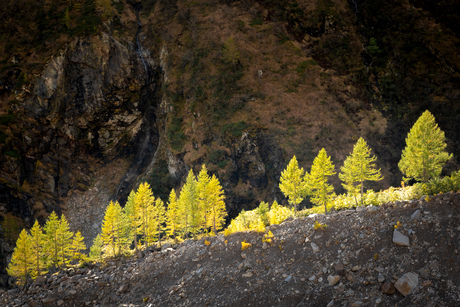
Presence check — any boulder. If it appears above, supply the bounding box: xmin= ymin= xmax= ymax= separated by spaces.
xmin=411 ymin=210 xmax=421 ymax=220
xmin=327 ymin=275 xmax=340 ymax=286
xmin=393 ymin=229 xmax=410 ymax=246
xmin=395 ymin=272 xmax=419 ymax=296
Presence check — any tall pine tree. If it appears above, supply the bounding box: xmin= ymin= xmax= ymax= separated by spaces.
xmin=70 ymin=231 xmax=87 ymax=264
xmin=307 ymin=148 xmax=336 ymax=214
xmin=399 ymin=110 xmax=452 ymax=183
xmin=134 ymin=182 xmax=155 ymax=246
xmin=43 ymin=212 xmax=73 ymax=268
xmin=207 ymin=175 xmax=227 ymax=235
xmin=101 ymin=201 xmax=124 ymax=257
xmin=153 ymin=198 xmax=166 ymax=247
xmin=339 ymin=138 xmax=382 ymax=206
xmin=29 ymin=220 xmax=46 ymax=279
xmin=178 ymin=170 xmax=198 ymax=238
xmin=89 ymin=234 xmax=103 ymax=263
xmin=123 ymin=190 xmax=138 ymax=251
xmin=57 ymin=215 xmax=74 ymax=268
xmin=166 ymin=189 xmax=179 ymax=243
xmin=197 ymin=165 xmax=211 ymax=233
xmin=279 ymin=156 xmax=308 ymax=210
xmin=7 ymin=229 xmax=32 ymax=286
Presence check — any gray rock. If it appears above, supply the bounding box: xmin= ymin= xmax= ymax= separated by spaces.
xmin=42 ymin=296 xmax=56 ymax=304
xmin=311 ymin=242 xmax=320 ymax=253
xmin=393 ymin=229 xmax=410 ymax=246
xmin=117 ymin=284 xmax=129 ymax=294
xmin=411 ymin=210 xmax=421 ymax=220
xmin=327 ymin=275 xmax=340 ymax=286
xmin=395 ymin=272 xmax=419 ymax=296
xmin=368 ymin=206 xmax=378 ymax=212
xmin=284 ymin=275 xmax=292 ymax=282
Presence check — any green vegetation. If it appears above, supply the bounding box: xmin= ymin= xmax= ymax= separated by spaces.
xmin=6 ymin=229 xmax=31 ymax=286
xmin=7 ymin=212 xmax=85 ymax=285
xmin=222 ymin=36 xmax=240 ymax=67
xmin=279 ymin=156 xmax=308 ymax=210
xmin=7 ymin=106 xmax=459 ymax=285
xmin=148 ymin=159 xmax=176 ymax=202
xmin=307 ymin=148 xmax=336 ymax=214
xmin=1 ymin=212 xmax=21 ymax=244
xmin=399 ymin=110 xmax=452 ymax=183
xmin=167 ymin=117 xmax=186 ymax=152
xmin=339 ymin=138 xmax=383 ymax=206
xmin=221 ymin=121 xmax=249 ymax=137
xmin=4 ymin=149 xmax=20 ymax=158
xmin=225 ymin=200 xmax=294 ymax=235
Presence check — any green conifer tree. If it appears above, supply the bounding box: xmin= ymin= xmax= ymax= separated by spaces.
xmin=89 ymin=234 xmax=103 ymax=263
xmin=207 ymin=175 xmax=227 ymax=235
xmin=7 ymin=229 xmax=32 ymax=286
xmin=101 ymin=201 xmax=123 ymax=257
xmin=29 ymin=220 xmax=46 ymax=279
xmin=178 ymin=170 xmax=198 ymax=238
xmin=339 ymin=138 xmax=383 ymax=206
xmin=197 ymin=165 xmax=211 ymax=233
xmin=123 ymin=190 xmax=138 ymax=251
xmin=43 ymin=211 xmax=60 ymax=268
xmin=166 ymin=189 xmax=179 ymax=243
xmin=153 ymin=198 xmax=166 ymax=247
xmin=307 ymin=148 xmax=336 ymax=214
xmin=279 ymin=156 xmax=308 ymax=210
xmin=399 ymin=110 xmax=453 ymax=183
xmin=43 ymin=212 xmax=73 ymax=268
xmin=57 ymin=215 xmax=74 ymax=268
xmin=134 ymin=182 xmax=155 ymax=247
xmin=70 ymin=231 xmax=87 ymax=264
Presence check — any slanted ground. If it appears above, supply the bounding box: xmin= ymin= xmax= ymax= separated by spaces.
xmin=2 ymin=192 xmax=459 ymax=306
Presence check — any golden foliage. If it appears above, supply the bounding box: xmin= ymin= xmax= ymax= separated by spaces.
xmin=241 ymin=241 xmax=252 ymax=251
xmin=314 ymin=221 xmax=327 ymax=230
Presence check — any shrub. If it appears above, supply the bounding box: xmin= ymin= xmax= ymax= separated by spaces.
xmin=221 ymin=121 xmax=248 ymax=137
xmin=241 ymin=241 xmax=252 ymax=251
xmin=268 ymin=201 xmax=294 ymax=225
xmin=167 ymin=117 xmax=186 ymax=151
xmin=314 ymin=221 xmax=327 ymax=229
xmin=225 ymin=201 xmax=293 ymax=235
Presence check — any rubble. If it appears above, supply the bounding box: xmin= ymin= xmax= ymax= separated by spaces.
xmin=1 ymin=193 xmax=459 ymax=306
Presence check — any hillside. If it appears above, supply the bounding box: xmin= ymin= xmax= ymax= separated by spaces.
xmin=2 ymin=192 xmax=459 ymax=306
xmin=1 ymin=0 xmax=460 ymax=287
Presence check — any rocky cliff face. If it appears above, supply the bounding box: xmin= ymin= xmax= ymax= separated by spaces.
xmin=0 ymin=17 xmax=164 ymax=256
xmin=0 ymin=0 xmax=459 ymax=286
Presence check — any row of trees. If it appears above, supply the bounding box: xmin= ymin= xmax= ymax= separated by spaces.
xmin=280 ymin=110 xmax=452 ymax=212
xmin=90 ymin=165 xmax=227 ymax=259
xmin=8 ymin=165 xmax=227 ymax=284
xmin=7 ymin=110 xmax=451 ymax=284
xmin=7 ymin=213 xmax=86 ymax=286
